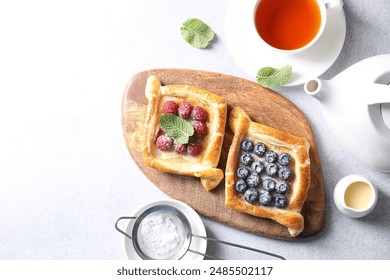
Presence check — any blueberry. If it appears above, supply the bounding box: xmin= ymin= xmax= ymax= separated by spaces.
xmin=240 ymin=139 xmax=254 ymax=152
xmin=244 ymin=188 xmax=259 ymax=203
xmin=278 ymin=153 xmax=291 ymax=166
xmin=278 ymin=166 xmax=292 ymax=181
xmin=265 ymin=163 xmax=278 ymax=176
xmin=275 ymin=181 xmax=288 ymax=194
xmin=259 ymin=190 xmax=273 ymax=206
xmin=262 ymin=178 xmax=276 ymax=192
xmin=274 ymin=193 xmax=288 ymax=208
xmin=265 ymin=150 xmax=278 ymax=163
xmin=254 ymin=142 xmax=266 ymax=157
xmin=235 ymin=179 xmax=248 ymax=193
xmin=236 ymin=166 xmax=250 ymax=179
xmin=246 ymin=172 xmax=261 ymax=188
xmin=252 ymin=160 xmax=264 ymax=174
xmin=240 ymin=153 xmax=253 ymax=166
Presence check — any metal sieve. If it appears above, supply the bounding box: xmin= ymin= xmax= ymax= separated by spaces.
xmin=115 ymin=204 xmax=285 ymax=260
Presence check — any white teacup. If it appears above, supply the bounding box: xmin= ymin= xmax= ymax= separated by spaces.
xmin=253 ymin=0 xmax=344 ymax=54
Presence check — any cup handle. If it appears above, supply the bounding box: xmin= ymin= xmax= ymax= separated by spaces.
xmin=324 ymin=0 xmax=344 ymax=11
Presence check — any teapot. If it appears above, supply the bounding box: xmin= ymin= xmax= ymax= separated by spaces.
xmin=304 ymin=54 xmax=390 ymax=171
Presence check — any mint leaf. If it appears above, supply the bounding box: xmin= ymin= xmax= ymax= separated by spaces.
xmin=160 ymin=115 xmax=194 ymax=144
xmin=256 ymin=65 xmax=293 ymax=89
xmin=180 ymin=18 xmax=215 ymax=48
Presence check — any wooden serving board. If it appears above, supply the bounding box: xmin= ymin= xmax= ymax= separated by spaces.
xmin=122 ymin=69 xmax=325 ymax=239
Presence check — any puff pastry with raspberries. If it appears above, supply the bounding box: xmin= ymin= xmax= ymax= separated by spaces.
xmin=225 ymin=107 xmax=311 ymax=236
xmin=142 ymin=75 xmax=227 ymax=191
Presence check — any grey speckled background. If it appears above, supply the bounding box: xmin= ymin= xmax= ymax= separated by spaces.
xmin=0 ymin=0 xmax=389 ymax=260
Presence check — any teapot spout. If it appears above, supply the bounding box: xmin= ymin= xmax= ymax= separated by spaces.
xmin=304 ymin=78 xmax=321 ymax=95
xmin=304 ymin=78 xmax=327 ymax=102
xmin=304 ymin=78 xmax=390 ymax=105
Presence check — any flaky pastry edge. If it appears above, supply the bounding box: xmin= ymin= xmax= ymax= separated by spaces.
xmin=142 ymin=75 xmax=227 ymax=191
xmin=225 ymin=107 xmax=311 ymax=236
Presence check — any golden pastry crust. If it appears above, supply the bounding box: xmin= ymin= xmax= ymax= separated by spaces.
xmin=225 ymin=107 xmax=311 ymax=236
xmin=142 ymin=75 xmax=227 ymax=191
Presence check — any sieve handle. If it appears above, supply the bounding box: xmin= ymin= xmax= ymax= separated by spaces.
xmin=192 ymin=234 xmax=286 ymax=260
xmin=187 ymin=249 xmax=223 ymax=260
xmin=115 ymin=216 xmax=137 ymax=240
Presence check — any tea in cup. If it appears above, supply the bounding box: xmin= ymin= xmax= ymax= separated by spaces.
xmin=254 ymin=0 xmax=343 ymax=53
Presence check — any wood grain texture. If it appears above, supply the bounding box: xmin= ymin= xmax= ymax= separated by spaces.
xmin=122 ymin=69 xmax=326 ymax=239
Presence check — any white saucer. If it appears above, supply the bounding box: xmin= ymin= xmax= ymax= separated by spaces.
xmin=123 ymin=199 xmax=207 ymax=260
xmin=225 ymin=0 xmax=346 ymax=86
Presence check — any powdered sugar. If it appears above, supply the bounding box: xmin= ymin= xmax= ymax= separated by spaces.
xmin=137 ymin=211 xmax=185 ymax=259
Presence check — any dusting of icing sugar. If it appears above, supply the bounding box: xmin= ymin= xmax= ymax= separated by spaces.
xmin=137 ymin=210 xmax=185 ymax=259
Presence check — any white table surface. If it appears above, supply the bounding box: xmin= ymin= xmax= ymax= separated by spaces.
xmin=0 ymin=0 xmax=389 ymax=260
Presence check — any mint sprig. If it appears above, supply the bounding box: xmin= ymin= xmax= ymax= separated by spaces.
xmin=180 ymin=18 xmax=215 ymax=49
xmin=160 ymin=115 xmax=194 ymax=144
xmin=256 ymin=65 xmax=293 ymax=89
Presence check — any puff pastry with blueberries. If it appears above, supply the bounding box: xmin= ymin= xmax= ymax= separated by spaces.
xmin=225 ymin=107 xmax=311 ymax=236
xmin=142 ymin=75 xmax=227 ymax=191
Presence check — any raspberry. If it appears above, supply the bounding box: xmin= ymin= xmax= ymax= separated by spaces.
xmin=155 ymin=134 xmax=173 ymax=151
xmin=174 ymin=142 xmax=187 ymax=154
xmin=191 ymin=106 xmax=208 ymax=122
xmin=161 ymin=101 xmax=179 ymax=115
xmin=178 ymin=101 xmax=193 ymax=119
xmin=193 ymin=121 xmax=208 ymax=137
xmin=187 ymin=142 xmax=202 ymax=156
